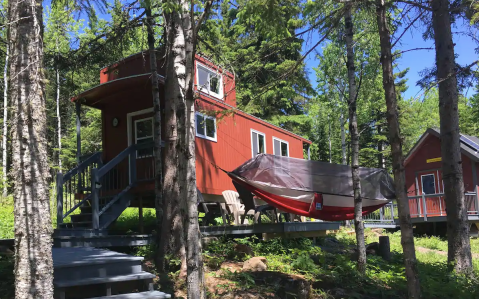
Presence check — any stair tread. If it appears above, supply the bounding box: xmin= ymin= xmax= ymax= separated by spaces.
xmin=89 ymin=291 xmax=171 ymax=299
xmin=53 ymin=248 xmax=143 ymax=268
xmin=54 ymin=271 xmax=155 ymax=287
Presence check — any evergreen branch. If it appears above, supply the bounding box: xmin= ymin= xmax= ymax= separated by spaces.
xmin=413 ymin=59 xmax=479 ymax=100
xmin=194 ymin=0 xmax=213 ymax=41
xmin=394 ymin=0 xmax=431 ymax=11
xmin=251 ymin=15 xmax=343 ymax=101
xmin=392 ymin=47 xmax=433 ymax=56
xmin=391 ymin=10 xmax=424 ymax=48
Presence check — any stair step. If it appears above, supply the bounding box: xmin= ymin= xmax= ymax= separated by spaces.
xmin=90 ymin=291 xmax=171 ymax=299
xmin=59 ymin=221 xmax=92 ymax=229
xmin=71 ymin=213 xmax=92 ymax=222
xmin=54 ymin=271 xmax=156 ymax=288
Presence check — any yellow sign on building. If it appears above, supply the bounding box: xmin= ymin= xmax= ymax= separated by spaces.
xmin=426 ymin=157 xmax=442 ymax=163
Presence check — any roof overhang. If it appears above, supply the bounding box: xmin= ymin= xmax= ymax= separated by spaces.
xmin=71 ymin=73 xmax=165 ymax=108
xmin=405 ymin=128 xmax=479 ymax=165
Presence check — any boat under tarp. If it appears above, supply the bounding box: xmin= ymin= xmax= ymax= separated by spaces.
xmin=228 ymin=154 xmax=396 ymax=221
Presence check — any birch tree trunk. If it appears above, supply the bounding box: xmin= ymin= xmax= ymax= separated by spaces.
xmin=56 ymin=40 xmax=62 ymax=172
xmin=431 ymin=0 xmax=473 ymax=273
xmin=340 ymin=112 xmax=347 ymax=165
xmin=2 ymin=43 xmax=8 ymax=197
xmin=178 ymin=1 xmax=209 ymax=296
xmin=376 ymin=0 xmax=421 ymax=296
xmin=344 ymin=4 xmax=366 ymax=273
xmin=158 ymin=7 xmax=186 ymax=275
xmin=9 ymin=1 xmax=54 ymax=298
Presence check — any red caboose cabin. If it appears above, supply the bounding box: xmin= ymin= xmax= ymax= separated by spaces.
xmin=404 ymin=128 xmax=479 ymax=232
xmin=56 ymin=50 xmax=312 ymax=231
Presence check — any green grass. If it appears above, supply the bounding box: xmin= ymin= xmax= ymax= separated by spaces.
xmin=198 ymin=231 xmax=479 ymax=299
xmin=0 ymin=200 xmax=13 ymax=239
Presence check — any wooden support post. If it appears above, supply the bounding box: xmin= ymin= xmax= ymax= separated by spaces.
xmin=379 ymin=236 xmax=391 ymax=261
xmin=422 ymin=194 xmax=427 ymax=221
xmin=91 ymin=168 xmax=100 ymax=229
xmin=139 ymin=197 xmax=144 ymax=234
xmin=75 ymin=101 xmax=81 ymax=164
xmin=56 ymin=172 xmax=63 ymax=226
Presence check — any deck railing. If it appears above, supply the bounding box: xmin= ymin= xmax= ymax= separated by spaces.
xmin=408 ymin=192 xmax=479 ymax=221
xmin=363 ymin=202 xmax=397 ymax=227
xmin=56 ymin=152 xmax=102 ymax=225
xmin=57 ymin=142 xmax=157 ymax=229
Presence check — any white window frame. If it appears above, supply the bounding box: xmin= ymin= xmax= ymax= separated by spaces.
xmin=272 ymin=137 xmax=289 ymax=157
xmin=420 ymin=173 xmax=437 ymax=195
xmin=196 ymin=62 xmax=223 ymax=99
xmin=251 ymin=129 xmax=266 ymax=157
xmin=195 ymin=112 xmax=217 ymax=142
xmin=134 ymin=117 xmax=154 ymax=158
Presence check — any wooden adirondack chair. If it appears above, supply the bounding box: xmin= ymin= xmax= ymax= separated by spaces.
xmin=222 ymin=190 xmax=251 ymax=225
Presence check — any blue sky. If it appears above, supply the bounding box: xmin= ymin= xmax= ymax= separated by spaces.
xmin=304 ymin=16 xmax=478 ymax=100
xmin=63 ymin=2 xmax=477 ymax=100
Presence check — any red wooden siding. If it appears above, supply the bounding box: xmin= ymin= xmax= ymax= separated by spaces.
xmin=195 ymin=98 xmax=307 ymax=195
xmin=93 ymin=52 xmax=309 ymax=197
xmin=405 ymin=134 xmax=478 ymax=195
xmin=404 ymin=133 xmax=479 ymax=218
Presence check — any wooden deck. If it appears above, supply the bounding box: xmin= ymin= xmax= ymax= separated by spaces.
xmin=1 ymin=221 xmax=341 ymax=248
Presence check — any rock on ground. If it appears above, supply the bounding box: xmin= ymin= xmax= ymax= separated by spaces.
xmin=243 ymin=256 xmax=267 ymax=272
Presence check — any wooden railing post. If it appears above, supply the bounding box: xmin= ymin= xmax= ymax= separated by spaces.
xmin=390 ymin=202 xmax=395 ymax=220
xmin=475 ymin=186 xmax=479 ymax=215
xmin=91 ymin=168 xmax=100 ymax=229
xmin=422 ymin=194 xmax=427 ymax=221
xmin=56 ymin=172 xmax=63 ymax=227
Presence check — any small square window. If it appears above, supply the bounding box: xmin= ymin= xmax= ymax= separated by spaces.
xmin=196 ymin=64 xmax=223 ymax=99
xmin=252 ymin=130 xmax=266 ymax=157
xmin=196 ymin=112 xmax=217 ymax=142
xmin=273 ymin=137 xmax=289 ymax=157
xmin=196 ymin=113 xmax=205 ymax=136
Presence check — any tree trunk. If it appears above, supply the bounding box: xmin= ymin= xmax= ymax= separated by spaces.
xmin=2 ymin=43 xmax=8 ymax=198
xmin=177 ymin=1 xmax=206 ymax=296
xmin=340 ymin=112 xmax=347 ymax=165
xmin=157 ymin=8 xmax=186 ymax=275
xmin=9 ymin=1 xmax=54 ymax=298
xmin=377 ymin=124 xmax=384 ymax=169
xmin=431 ymin=0 xmax=473 ymax=273
xmin=344 ymin=4 xmax=366 ymax=274
xmin=375 ymin=0 xmax=422 ymax=297
xmin=56 ymin=40 xmax=62 ymax=172
xmin=145 ymin=6 xmax=166 ymax=272
xmin=328 ymin=116 xmax=332 ymax=163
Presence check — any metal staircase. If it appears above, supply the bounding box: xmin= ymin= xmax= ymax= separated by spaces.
xmin=56 ymin=143 xmax=153 ymax=234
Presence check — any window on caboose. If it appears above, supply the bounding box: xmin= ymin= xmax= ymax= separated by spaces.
xmin=195 ymin=112 xmax=217 ymax=142
xmin=135 ymin=117 xmax=154 ymax=158
xmin=273 ymin=137 xmax=289 ymax=157
xmin=197 ymin=63 xmax=223 ymax=99
xmin=251 ymin=130 xmax=266 ymax=157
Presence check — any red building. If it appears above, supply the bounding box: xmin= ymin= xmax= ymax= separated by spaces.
xmin=404 ymin=128 xmax=479 ymax=222
xmin=57 ymin=51 xmax=311 ymax=229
